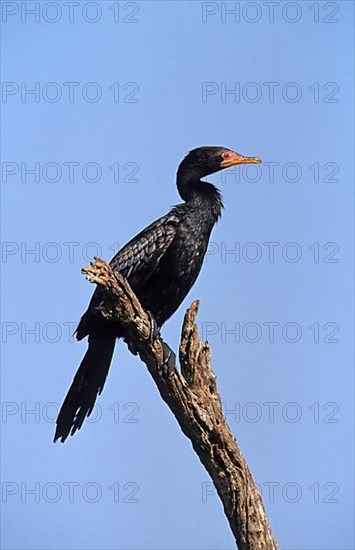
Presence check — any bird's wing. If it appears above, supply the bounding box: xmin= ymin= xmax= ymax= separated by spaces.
xmin=76 ymin=209 xmax=181 ymax=340
xmin=109 ymin=210 xmax=180 ymax=287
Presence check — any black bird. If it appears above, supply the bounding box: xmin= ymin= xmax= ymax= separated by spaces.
xmin=54 ymin=146 xmax=261 ymax=442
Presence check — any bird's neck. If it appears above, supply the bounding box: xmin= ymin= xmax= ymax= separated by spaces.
xmin=176 ymin=171 xmax=224 ymax=220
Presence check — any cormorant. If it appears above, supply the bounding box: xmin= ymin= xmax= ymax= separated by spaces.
xmin=54 ymin=146 xmax=261 ymax=442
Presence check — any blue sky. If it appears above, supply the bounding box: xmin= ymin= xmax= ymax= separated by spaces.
xmin=1 ymin=1 xmax=354 ymax=549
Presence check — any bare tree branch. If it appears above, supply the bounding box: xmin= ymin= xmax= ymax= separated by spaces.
xmin=82 ymin=257 xmax=278 ymax=550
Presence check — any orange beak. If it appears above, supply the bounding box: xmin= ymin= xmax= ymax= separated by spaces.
xmin=220 ymin=153 xmax=262 ymax=168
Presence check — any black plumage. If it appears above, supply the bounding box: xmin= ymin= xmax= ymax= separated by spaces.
xmin=54 ymin=146 xmax=261 ymax=442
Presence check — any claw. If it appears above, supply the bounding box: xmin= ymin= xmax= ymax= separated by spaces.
xmin=146 ymin=310 xmax=160 ymax=343
xmin=161 ymin=341 xmax=176 ymax=374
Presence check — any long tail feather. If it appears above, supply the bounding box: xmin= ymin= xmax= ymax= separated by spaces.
xmin=54 ymin=334 xmax=116 ymax=443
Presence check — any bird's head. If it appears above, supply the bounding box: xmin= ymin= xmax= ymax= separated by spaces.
xmin=180 ymin=146 xmax=262 ymax=179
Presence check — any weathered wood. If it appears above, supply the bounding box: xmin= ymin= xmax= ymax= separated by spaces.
xmin=82 ymin=257 xmax=278 ymax=549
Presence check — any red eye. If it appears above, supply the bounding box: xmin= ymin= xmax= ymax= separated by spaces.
xmin=222 ymin=152 xmax=233 ymax=159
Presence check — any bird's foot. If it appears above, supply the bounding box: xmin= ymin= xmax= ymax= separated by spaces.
xmin=138 ymin=310 xmax=175 ymax=372
xmin=146 ymin=310 xmax=160 ymax=343
xmin=161 ymin=341 xmax=176 ymax=374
